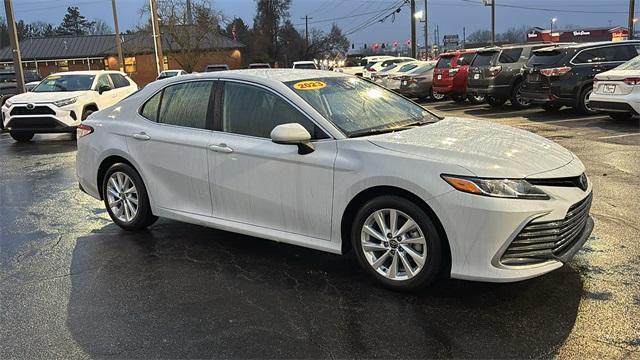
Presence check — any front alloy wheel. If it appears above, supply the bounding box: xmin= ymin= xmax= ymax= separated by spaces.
xmin=352 ymin=195 xmax=442 ymax=290
xmin=361 ymin=209 xmax=427 ymax=281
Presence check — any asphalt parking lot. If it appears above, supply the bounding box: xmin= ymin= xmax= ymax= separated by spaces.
xmin=1 ymin=100 xmax=639 ymax=359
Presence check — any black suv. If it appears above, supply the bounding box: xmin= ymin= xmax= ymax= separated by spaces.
xmin=521 ymin=41 xmax=640 ymax=114
xmin=467 ymin=43 xmax=561 ymax=109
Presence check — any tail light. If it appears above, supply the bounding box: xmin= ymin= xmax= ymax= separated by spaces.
xmin=77 ymin=124 xmax=94 ymax=139
xmin=540 ymin=66 xmax=572 ymax=77
xmin=623 ymin=77 xmax=640 ymax=85
xmin=489 ymin=65 xmax=502 ymax=77
xmin=449 ymin=67 xmax=459 ymax=76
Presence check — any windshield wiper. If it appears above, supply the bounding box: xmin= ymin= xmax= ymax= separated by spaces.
xmin=349 ymin=119 xmax=437 ymax=138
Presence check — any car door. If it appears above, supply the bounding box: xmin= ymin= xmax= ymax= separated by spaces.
xmin=126 ymin=80 xmax=215 ymax=216
xmin=209 ymin=80 xmax=336 ymax=240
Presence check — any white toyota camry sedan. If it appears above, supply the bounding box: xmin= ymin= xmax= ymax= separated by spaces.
xmin=76 ymin=69 xmax=593 ymax=290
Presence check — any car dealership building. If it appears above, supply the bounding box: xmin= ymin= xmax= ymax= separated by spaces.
xmin=526 ymin=26 xmax=631 ymax=43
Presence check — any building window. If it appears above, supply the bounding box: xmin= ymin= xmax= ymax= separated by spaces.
xmin=124 ymin=56 xmax=137 ymax=74
xmin=57 ymin=60 xmax=69 ymax=71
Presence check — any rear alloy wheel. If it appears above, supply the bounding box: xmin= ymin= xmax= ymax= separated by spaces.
xmin=352 ymin=196 xmax=442 ymax=291
xmin=486 ymin=96 xmax=506 ymax=108
xmin=468 ymin=93 xmax=485 ymax=104
xmin=10 ymin=131 xmax=34 ymax=142
xmin=609 ymin=112 xmax=634 ymax=121
xmin=103 ymin=163 xmax=157 ymax=231
xmin=510 ymin=81 xmax=531 ymax=109
xmin=578 ymin=86 xmax=598 ymax=115
xmin=430 ymin=88 xmax=445 ymax=101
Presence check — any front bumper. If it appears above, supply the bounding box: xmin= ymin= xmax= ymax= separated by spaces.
xmin=432 ymin=178 xmax=594 ymax=283
xmin=2 ymin=102 xmax=83 ymax=133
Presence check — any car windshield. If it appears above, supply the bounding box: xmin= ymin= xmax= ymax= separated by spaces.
xmin=286 ymin=77 xmax=438 ymax=137
xmin=410 ymin=63 xmax=435 ymax=75
xmin=528 ymin=49 xmax=565 ymax=66
xmin=398 ymin=63 xmax=419 ymax=72
xmin=380 ymin=64 xmax=398 ymax=73
xmin=436 ymin=56 xmax=453 ymax=69
xmin=160 ymin=71 xmax=179 ymax=78
xmin=295 ymin=63 xmax=317 ymax=69
xmin=32 ymin=74 xmax=94 ymax=92
xmin=472 ymin=52 xmax=497 ymax=66
xmin=615 ymin=55 xmax=640 ymax=70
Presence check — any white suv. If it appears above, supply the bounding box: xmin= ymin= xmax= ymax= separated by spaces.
xmin=2 ymin=70 xmax=138 ymax=142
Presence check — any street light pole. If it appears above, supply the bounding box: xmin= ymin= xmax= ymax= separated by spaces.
xmin=149 ymin=0 xmax=165 ymax=75
xmin=111 ymin=0 xmax=124 ymax=72
xmin=410 ymin=0 xmax=417 ymax=58
xmin=629 ymin=0 xmax=636 ymax=40
xmin=3 ymin=0 xmax=25 ymax=94
xmin=491 ymin=0 xmax=495 ymax=45
xmin=424 ymin=0 xmax=428 ymax=59
xmin=550 ymin=17 xmax=557 ymax=42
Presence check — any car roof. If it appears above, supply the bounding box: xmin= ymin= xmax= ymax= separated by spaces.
xmin=151 ymin=69 xmax=347 ymax=88
xmin=554 ymin=40 xmax=640 ymax=49
xmin=293 ymin=61 xmax=315 ymax=64
xmin=47 ymin=70 xmax=124 ymax=76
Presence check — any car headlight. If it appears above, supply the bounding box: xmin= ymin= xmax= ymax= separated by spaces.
xmin=4 ymin=98 xmax=13 ymax=107
xmin=441 ymin=175 xmax=550 ymax=200
xmin=53 ymin=97 xmax=78 ymax=107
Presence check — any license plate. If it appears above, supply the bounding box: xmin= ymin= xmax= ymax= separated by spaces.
xmin=474 ymin=74 xmax=480 ymax=79
xmin=603 ymin=84 xmax=616 ymax=94
xmin=437 ymin=74 xmax=442 ymax=80
xmin=529 ymin=74 xmax=540 ymax=82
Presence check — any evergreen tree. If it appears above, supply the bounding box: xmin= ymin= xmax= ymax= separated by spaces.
xmin=57 ymin=6 xmax=95 ymax=35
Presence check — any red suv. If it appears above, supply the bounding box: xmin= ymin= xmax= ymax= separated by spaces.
xmin=432 ymin=50 xmax=483 ymax=103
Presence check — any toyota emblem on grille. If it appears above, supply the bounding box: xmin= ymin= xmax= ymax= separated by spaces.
xmin=26 ymin=103 xmax=35 ymax=110
xmin=578 ymin=173 xmax=588 ymax=191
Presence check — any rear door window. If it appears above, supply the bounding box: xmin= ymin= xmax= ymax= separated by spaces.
xmin=436 ymin=56 xmax=453 ymax=69
xmin=157 ymin=81 xmax=213 ymax=129
xmin=574 ymin=45 xmax=637 ymax=64
xmin=109 ymin=74 xmax=130 ymax=88
xmin=457 ymin=54 xmax=474 ymax=66
xmin=499 ymin=48 xmax=524 ymax=63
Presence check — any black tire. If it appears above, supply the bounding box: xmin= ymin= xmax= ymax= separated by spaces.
xmin=102 ymin=163 xmax=157 ymax=231
xmin=578 ymin=85 xmax=598 ymax=115
xmin=541 ymin=103 xmax=562 ymax=112
xmin=510 ymin=81 xmax=531 ymax=109
xmin=430 ymin=88 xmax=445 ymax=101
xmin=609 ymin=112 xmax=634 ymax=121
xmin=467 ymin=93 xmax=485 ymax=104
xmin=486 ymin=96 xmax=506 ymax=108
xmin=451 ymin=94 xmax=466 ymax=103
xmin=81 ymin=108 xmax=94 ymax=120
xmin=351 ymin=195 xmax=443 ymax=291
xmin=10 ymin=131 xmax=34 ymax=142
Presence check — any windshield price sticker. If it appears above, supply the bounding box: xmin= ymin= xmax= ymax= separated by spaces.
xmin=293 ymin=80 xmax=326 ymax=90
xmin=46 ymin=75 xmax=61 ymax=80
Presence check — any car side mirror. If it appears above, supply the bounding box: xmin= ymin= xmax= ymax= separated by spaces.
xmin=270 ymin=123 xmax=315 ymax=155
xmin=98 ymin=85 xmax=111 ymax=94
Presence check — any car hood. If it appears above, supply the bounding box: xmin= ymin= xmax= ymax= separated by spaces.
xmin=367 ymin=117 xmax=575 ymax=178
xmin=8 ymin=90 xmax=89 ymax=103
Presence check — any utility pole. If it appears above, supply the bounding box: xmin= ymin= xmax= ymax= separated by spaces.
xmin=149 ymin=0 xmax=165 ymax=75
xmin=629 ymin=0 xmax=636 ymax=40
xmin=491 ymin=0 xmax=495 ymax=45
xmin=410 ymin=0 xmax=417 ymax=58
xmin=463 ymin=27 xmax=466 ymax=49
xmin=300 ymin=15 xmax=312 ymax=47
xmin=424 ymin=0 xmax=428 ymax=58
xmin=111 ymin=0 xmax=124 ymax=72
xmin=4 ymin=0 xmax=24 ymax=94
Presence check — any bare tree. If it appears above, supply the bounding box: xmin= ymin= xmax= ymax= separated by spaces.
xmin=88 ymin=19 xmax=113 ymax=35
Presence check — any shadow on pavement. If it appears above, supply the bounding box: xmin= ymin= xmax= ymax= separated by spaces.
xmin=2 ymin=134 xmax=77 ymax=155
xmin=66 ymin=220 xmax=583 ymax=358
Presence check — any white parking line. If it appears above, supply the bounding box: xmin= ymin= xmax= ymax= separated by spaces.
xmin=510 ymin=116 xmax=606 ymax=126
xmin=598 ymin=133 xmax=640 ymax=139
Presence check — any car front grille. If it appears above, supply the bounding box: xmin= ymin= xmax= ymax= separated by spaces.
xmin=501 ymin=193 xmax=593 ymax=266
xmin=10 ymin=105 xmax=55 ymax=116
xmin=7 ymin=116 xmax=61 ymax=129
xmin=527 ymin=173 xmax=589 ymax=191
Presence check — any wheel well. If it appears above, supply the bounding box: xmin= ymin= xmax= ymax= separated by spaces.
xmin=340 ymin=186 xmax=452 ymax=277
xmin=577 ymin=81 xmax=594 ymax=103
xmin=96 ymin=155 xmax=135 ymax=199
xmin=83 ymin=103 xmax=99 ymax=116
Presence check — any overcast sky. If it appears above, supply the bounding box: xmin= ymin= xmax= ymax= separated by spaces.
xmin=2 ymin=0 xmax=636 ymax=47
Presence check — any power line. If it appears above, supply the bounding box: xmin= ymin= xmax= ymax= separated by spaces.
xmin=458 ymin=0 xmax=628 ymax=14
xmin=344 ymin=0 xmax=408 ymax=36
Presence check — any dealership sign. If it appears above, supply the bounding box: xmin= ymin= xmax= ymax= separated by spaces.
xmin=573 ymin=30 xmax=591 ymax=36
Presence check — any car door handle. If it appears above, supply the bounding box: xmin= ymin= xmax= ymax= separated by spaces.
xmin=132 ymin=132 xmax=151 ymax=141
xmin=208 ymin=143 xmax=233 ymax=153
